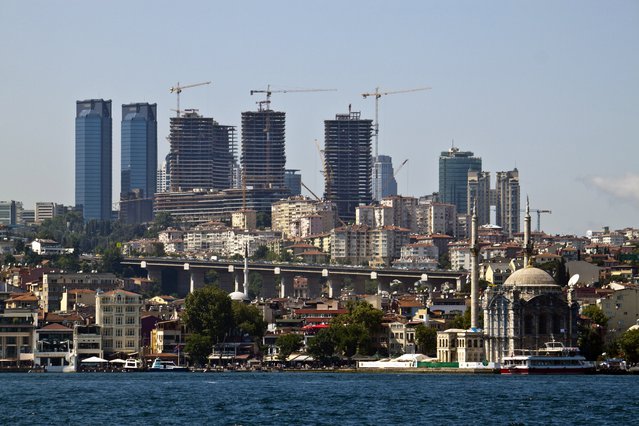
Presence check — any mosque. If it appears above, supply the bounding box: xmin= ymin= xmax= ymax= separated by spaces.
xmin=437 ymin=200 xmax=579 ymax=365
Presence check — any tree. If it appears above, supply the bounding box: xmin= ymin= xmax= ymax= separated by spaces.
xmin=276 ymin=334 xmax=303 ymax=362
xmin=307 ymin=328 xmax=338 ymax=366
xmin=252 ymin=245 xmax=269 ymax=260
xmin=232 ymin=301 xmax=267 ymax=341
xmin=415 ymin=324 xmax=437 ymax=356
xmin=99 ymin=246 xmax=124 ymax=276
xmin=450 ymin=308 xmax=471 ymax=329
xmin=185 ymin=333 xmax=212 ymax=366
xmin=619 ymin=329 xmax=639 ymax=365
xmin=183 ymin=285 xmax=234 ymax=344
xmin=204 ymin=270 xmax=219 ymax=286
xmin=247 ymin=272 xmax=263 ymax=300
xmin=581 ymin=305 xmax=608 ymax=327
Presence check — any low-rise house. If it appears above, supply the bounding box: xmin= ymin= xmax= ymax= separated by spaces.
xmin=96 ymin=289 xmax=143 ymax=356
xmin=0 ymin=292 xmax=39 ymax=367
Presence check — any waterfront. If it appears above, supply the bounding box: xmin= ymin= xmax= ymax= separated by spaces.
xmin=2 ymin=373 xmax=638 ymax=425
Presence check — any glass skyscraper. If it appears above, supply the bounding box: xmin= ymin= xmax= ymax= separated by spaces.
xmin=121 ymin=103 xmax=157 ymax=197
xmin=75 ymin=99 xmax=112 ymax=221
xmin=372 ymin=155 xmax=397 ymax=201
xmin=438 ymin=147 xmax=482 ymax=216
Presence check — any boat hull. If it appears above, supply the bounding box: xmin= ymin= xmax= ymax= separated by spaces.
xmin=501 ymin=367 xmax=595 ymax=375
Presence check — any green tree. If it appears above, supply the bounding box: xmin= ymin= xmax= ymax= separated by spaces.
xmin=252 ymin=245 xmax=269 ymax=260
xmin=415 ymin=324 xmax=437 ymax=356
xmin=183 ymin=285 xmax=234 ymax=344
xmin=275 ymin=334 xmax=303 ymax=362
xmin=99 ymin=246 xmax=124 ymax=276
xmin=306 ymin=328 xmax=338 ymax=366
xmin=578 ymin=323 xmax=605 ymax=361
xmin=248 ymin=272 xmax=263 ymax=300
xmin=232 ymin=301 xmax=267 ymax=340
xmin=450 ymin=308 xmax=472 ymax=329
xmin=581 ymin=305 xmax=608 ymax=327
xmin=204 ymin=270 xmax=219 ymax=286
xmin=185 ymin=333 xmax=212 ymax=366
xmin=2 ymin=254 xmax=16 ymax=266
xmin=619 ymin=329 xmax=639 ymax=365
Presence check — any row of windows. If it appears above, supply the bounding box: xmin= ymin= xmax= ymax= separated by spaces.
xmin=102 ymin=316 xmax=138 ymax=325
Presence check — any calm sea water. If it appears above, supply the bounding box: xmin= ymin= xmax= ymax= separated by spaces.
xmin=1 ymin=372 xmax=637 ymax=425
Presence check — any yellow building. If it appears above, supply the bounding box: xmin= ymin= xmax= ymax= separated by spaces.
xmin=597 ymin=286 xmax=639 ymax=339
xmin=96 ymin=290 xmax=142 ymax=355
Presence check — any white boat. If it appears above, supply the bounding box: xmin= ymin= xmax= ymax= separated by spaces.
xmin=149 ymin=357 xmax=188 ymax=372
xmin=501 ymin=340 xmax=595 ymax=375
xmin=124 ymin=358 xmax=143 ymax=371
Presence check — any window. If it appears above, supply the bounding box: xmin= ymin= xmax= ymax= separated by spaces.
xmin=126 ymin=340 xmax=135 ymax=348
xmin=115 ymin=329 xmax=123 ymax=337
xmin=126 ymin=328 xmax=135 ymax=336
xmin=115 ymin=340 xmax=123 ymax=349
xmin=104 ymin=317 xmax=112 ymax=325
xmin=115 ymin=306 xmax=123 ymax=313
xmin=126 ymin=317 xmax=135 ymax=325
xmin=115 ymin=317 xmax=123 ymax=326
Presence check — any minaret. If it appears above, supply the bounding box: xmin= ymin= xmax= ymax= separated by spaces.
xmin=523 ymin=197 xmax=533 ymax=267
xmin=470 ymin=201 xmax=479 ymax=329
xmin=243 ymin=242 xmax=249 ymax=297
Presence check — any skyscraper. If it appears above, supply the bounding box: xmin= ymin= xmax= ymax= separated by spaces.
xmin=324 ymin=111 xmax=373 ymax=222
xmin=438 ymin=147 xmax=481 ymax=216
xmin=241 ymin=109 xmax=286 ymax=189
xmin=495 ymin=169 xmax=520 ymax=237
xmin=467 ymin=171 xmax=491 ymax=225
xmin=75 ymin=99 xmax=112 ymax=221
xmin=372 ymin=155 xmax=397 ymax=201
xmin=168 ymin=110 xmax=236 ymax=192
xmin=121 ymin=103 xmax=157 ymax=198
xmin=284 ymin=169 xmax=302 ymax=196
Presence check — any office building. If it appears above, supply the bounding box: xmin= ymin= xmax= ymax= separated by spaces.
xmin=324 ymin=111 xmax=373 ymax=222
xmin=75 ymin=99 xmax=112 ymax=221
xmin=157 ymin=155 xmax=170 ymax=193
xmin=284 ymin=169 xmax=302 ymax=196
xmin=169 ymin=110 xmax=236 ymax=192
xmin=0 ymin=201 xmax=17 ymax=226
xmin=467 ymin=171 xmax=491 ymax=225
xmin=121 ymin=103 xmax=157 ymax=198
xmin=438 ymin=147 xmax=481 ymax=216
xmin=372 ymin=155 xmax=397 ymax=201
xmin=241 ymin=109 xmax=286 ymax=189
xmin=35 ymin=202 xmax=65 ymax=224
xmin=495 ymin=169 xmax=520 ymax=237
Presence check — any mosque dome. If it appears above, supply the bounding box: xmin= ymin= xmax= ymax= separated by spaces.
xmin=504 ymin=266 xmax=558 ymax=287
xmin=229 ymin=291 xmax=249 ymax=301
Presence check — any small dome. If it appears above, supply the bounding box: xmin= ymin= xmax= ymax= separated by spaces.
xmin=504 ymin=266 xmax=557 ymax=287
xmin=229 ymin=291 xmax=249 ymax=301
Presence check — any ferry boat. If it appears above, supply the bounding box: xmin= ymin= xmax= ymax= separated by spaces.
xmin=501 ymin=340 xmax=595 ymax=375
xmin=123 ymin=358 xmax=143 ymax=371
xmin=149 ymin=357 xmax=188 ymax=372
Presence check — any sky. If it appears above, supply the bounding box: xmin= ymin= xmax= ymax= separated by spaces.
xmin=1 ymin=1 xmax=638 ymax=236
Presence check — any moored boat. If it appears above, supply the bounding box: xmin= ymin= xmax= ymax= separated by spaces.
xmin=149 ymin=357 xmax=188 ymax=372
xmin=124 ymin=358 xmax=143 ymax=371
xmin=501 ymin=340 xmax=595 ymax=375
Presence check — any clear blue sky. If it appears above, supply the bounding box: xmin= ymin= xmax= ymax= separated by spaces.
xmin=1 ymin=0 xmax=637 ymax=235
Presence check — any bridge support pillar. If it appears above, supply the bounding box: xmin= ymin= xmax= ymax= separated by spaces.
xmin=189 ymin=270 xmax=205 ymax=293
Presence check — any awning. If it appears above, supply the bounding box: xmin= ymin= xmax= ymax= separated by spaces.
xmin=109 ymin=358 xmax=127 ymax=364
xmin=81 ymin=356 xmax=108 ymax=363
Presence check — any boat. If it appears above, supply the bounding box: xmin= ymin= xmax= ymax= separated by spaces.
xmin=123 ymin=358 xmax=143 ymax=371
xmin=149 ymin=357 xmax=188 ymax=372
xmin=501 ymin=340 xmax=595 ymax=375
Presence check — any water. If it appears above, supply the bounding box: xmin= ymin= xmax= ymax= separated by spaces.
xmin=1 ymin=372 xmax=637 ymax=425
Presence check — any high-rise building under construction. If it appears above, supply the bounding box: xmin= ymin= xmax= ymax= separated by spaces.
xmin=168 ymin=110 xmax=236 ymax=192
xmin=241 ymin=109 xmax=286 ymax=189
xmin=324 ymin=111 xmax=373 ymax=222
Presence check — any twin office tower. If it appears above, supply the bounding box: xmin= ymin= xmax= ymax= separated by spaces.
xmin=75 ymin=99 xmax=157 ymax=221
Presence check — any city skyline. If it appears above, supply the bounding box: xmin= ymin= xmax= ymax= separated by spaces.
xmin=1 ymin=1 xmax=638 ymax=235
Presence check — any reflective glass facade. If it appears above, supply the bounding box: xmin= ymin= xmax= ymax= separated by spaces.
xmin=75 ymin=99 xmax=112 ymax=221
xmin=438 ymin=148 xmax=481 ymax=215
xmin=121 ymin=103 xmax=157 ymax=198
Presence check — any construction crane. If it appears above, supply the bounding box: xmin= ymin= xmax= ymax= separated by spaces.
xmin=362 ymin=87 xmax=431 ymax=158
xmin=249 ymin=85 xmax=336 ymax=111
xmin=521 ymin=208 xmax=552 ymax=232
xmin=393 ymin=158 xmax=408 ymax=178
xmin=169 ymin=81 xmax=211 ymax=117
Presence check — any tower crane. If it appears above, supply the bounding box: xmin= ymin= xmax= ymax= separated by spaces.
xmin=249 ymin=85 xmax=336 ymax=111
xmin=169 ymin=81 xmax=211 ymax=117
xmin=520 ymin=208 xmax=552 ymax=232
xmin=361 ymin=87 xmax=431 ymax=158
xmin=393 ymin=158 xmax=408 ymax=178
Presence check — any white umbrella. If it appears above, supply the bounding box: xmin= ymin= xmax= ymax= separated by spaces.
xmin=109 ymin=358 xmax=127 ymax=364
xmin=81 ymin=356 xmax=108 ymax=363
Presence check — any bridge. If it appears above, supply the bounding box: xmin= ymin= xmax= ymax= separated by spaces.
xmin=122 ymin=257 xmax=468 ymax=299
